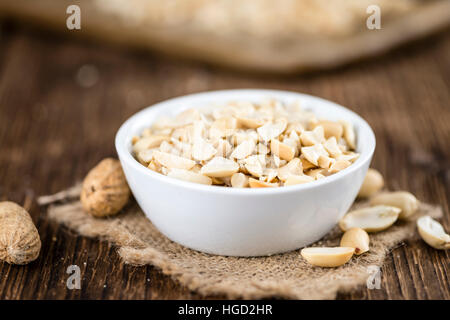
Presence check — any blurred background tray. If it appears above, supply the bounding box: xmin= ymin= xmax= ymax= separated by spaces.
xmin=0 ymin=0 xmax=449 ymax=73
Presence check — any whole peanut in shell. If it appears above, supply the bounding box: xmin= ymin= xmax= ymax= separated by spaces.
xmin=0 ymin=201 xmax=41 ymax=265
xmin=80 ymin=158 xmax=130 ymax=217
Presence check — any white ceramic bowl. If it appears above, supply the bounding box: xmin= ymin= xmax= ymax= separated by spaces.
xmin=115 ymin=89 xmax=375 ymax=257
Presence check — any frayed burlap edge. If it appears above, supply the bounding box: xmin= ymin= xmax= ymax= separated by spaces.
xmin=41 ymin=185 xmax=443 ymax=300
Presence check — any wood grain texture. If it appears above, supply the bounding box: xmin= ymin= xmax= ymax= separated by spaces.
xmin=0 ymin=23 xmax=448 ymax=300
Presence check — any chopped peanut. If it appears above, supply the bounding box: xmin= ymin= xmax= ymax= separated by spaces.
xmin=249 ymin=178 xmax=278 ymax=188
xmin=313 ymin=120 xmax=343 ymax=139
xmin=132 ymin=99 xmax=359 ymax=187
xmin=231 ymin=173 xmax=249 ymax=188
xmin=270 ymin=139 xmax=295 ymax=161
xmin=200 ymin=157 xmax=240 ymax=178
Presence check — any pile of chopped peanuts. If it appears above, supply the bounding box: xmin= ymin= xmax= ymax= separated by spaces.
xmin=132 ymin=99 xmax=359 ymax=188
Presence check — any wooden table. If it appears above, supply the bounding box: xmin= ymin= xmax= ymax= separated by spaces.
xmin=0 ymin=22 xmax=448 ymax=300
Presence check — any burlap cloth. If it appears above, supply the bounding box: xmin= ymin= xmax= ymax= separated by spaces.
xmin=39 ymin=184 xmax=443 ymax=299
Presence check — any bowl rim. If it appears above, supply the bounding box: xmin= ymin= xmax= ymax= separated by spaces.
xmin=115 ymin=89 xmax=375 ymax=196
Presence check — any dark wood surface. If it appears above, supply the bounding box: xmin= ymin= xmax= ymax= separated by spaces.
xmin=0 ymin=23 xmax=448 ymax=300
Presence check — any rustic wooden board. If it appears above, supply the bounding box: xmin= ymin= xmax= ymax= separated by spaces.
xmin=0 ymin=23 xmax=448 ymax=300
xmin=0 ymin=0 xmax=449 ymax=74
